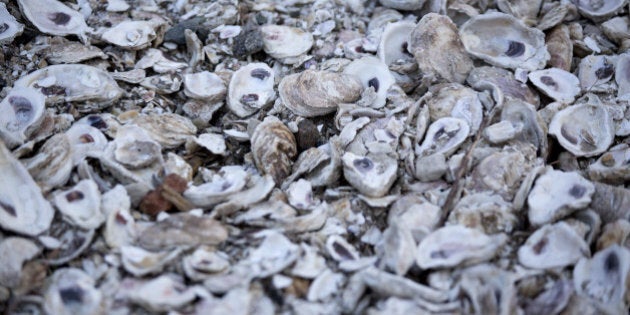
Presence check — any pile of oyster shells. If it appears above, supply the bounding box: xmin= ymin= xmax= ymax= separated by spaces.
xmin=2 ymin=0 xmax=630 ymax=313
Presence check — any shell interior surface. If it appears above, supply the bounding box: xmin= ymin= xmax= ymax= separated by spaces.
xmin=3 ymin=0 xmax=630 ymax=313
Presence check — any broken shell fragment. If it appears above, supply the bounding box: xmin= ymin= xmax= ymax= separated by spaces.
xmin=261 ymin=25 xmax=313 ymax=59
xmin=416 ymin=225 xmax=507 ymax=269
xmin=459 ymin=12 xmax=549 ymax=70
xmin=408 ymin=13 xmax=473 ymax=83
xmin=343 ymin=56 xmax=394 ymax=108
xmin=527 ymin=169 xmax=595 ymax=226
xmin=0 ymin=87 xmax=46 ymax=149
xmin=280 ymin=70 xmax=363 ymax=117
xmin=615 ymin=53 xmax=630 ymax=100
xmin=128 ymin=275 xmax=197 ymax=312
xmin=377 ymin=21 xmax=415 ymax=67
xmin=546 ymin=24 xmax=573 ymax=71
xmin=120 ymin=245 xmax=181 ymax=277
xmin=587 ymin=144 xmax=630 ymax=184
xmin=53 ymin=179 xmax=104 ymax=230
xmin=184 ymin=165 xmax=249 ymax=208
xmin=22 ymin=133 xmax=73 ymax=190
xmin=379 ymin=0 xmax=426 ymax=10
xmin=183 ymin=248 xmax=230 ymax=281
xmin=43 ymin=268 xmax=103 ymax=315
xmin=342 ymin=152 xmax=397 ymax=198
xmin=548 ymin=103 xmax=614 ymax=157
xmin=0 ymin=3 xmax=24 ymax=43
xmin=137 ymin=213 xmax=228 ymax=251
xmin=183 ymin=71 xmax=226 ymax=102
xmin=101 ymin=20 xmax=158 ymax=50
xmin=250 ymin=117 xmax=297 ymax=185
xmin=13 ymin=64 xmax=123 ymax=109
xmin=227 ymin=63 xmax=275 ymax=117
xmin=417 ymin=117 xmax=470 ymax=157
xmin=575 ymin=0 xmax=628 ymax=21
xmin=466 ymin=66 xmax=540 ymax=107
xmin=518 ymin=221 xmax=589 ymax=269
xmin=528 ymin=68 xmax=580 ymax=103
xmin=17 ymin=0 xmax=90 ymax=42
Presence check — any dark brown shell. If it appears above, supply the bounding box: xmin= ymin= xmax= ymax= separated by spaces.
xmin=251 ymin=118 xmax=297 ymax=185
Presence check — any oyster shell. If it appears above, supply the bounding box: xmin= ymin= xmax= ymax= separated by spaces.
xmin=0 ymin=3 xmax=24 ymax=43
xmin=548 ymin=103 xmax=614 ymax=157
xmin=546 ymin=24 xmax=573 ymax=71
xmin=279 ymin=70 xmax=363 ymax=117
xmin=43 ymin=268 xmax=103 ymax=315
xmin=416 ymin=225 xmax=507 ymax=269
xmin=0 ymin=87 xmax=46 ymax=149
xmin=587 ymin=144 xmax=630 ymax=184
xmin=137 ymin=213 xmax=228 ymax=251
xmin=112 ymin=124 xmax=162 ymax=169
xmin=528 ymin=68 xmax=581 ymax=103
xmin=379 ymin=0 xmax=426 ymax=10
xmin=53 ymin=179 xmax=104 ymax=230
xmin=467 ymin=66 xmax=540 ymax=107
xmin=528 ymin=168 xmax=595 ymax=226
xmin=408 ymin=13 xmax=473 ymax=83
xmin=251 ymin=117 xmax=297 ymax=185
xmin=417 ymin=117 xmax=470 ymax=157
xmin=342 ymin=152 xmax=397 ymax=198
xmin=120 ymin=245 xmax=181 ymax=277
xmin=17 ymin=0 xmax=90 ymax=42
xmin=459 ymin=12 xmax=549 ymax=70
xmin=227 ymin=63 xmax=275 ymax=117
xmin=128 ymin=275 xmax=198 ymax=312
xmin=575 ymin=0 xmax=628 ymax=21
xmin=518 ymin=221 xmax=589 ymax=269
xmin=343 ymin=56 xmax=394 ymax=108
xmin=13 ymin=64 xmax=123 ymax=109
xmin=426 ymin=83 xmax=483 ymax=133
xmin=183 ymin=247 xmax=230 ymax=281
xmin=184 ymin=165 xmax=249 ymax=208
xmin=377 ymin=21 xmax=415 ymax=67
xmin=497 ymin=0 xmax=542 ymax=25
xmin=573 ymin=245 xmax=630 ymax=314
xmin=22 ymin=133 xmax=73 ymax=190
xmin=64 ymin=124 xmax=108 ymax=164
xmin=183 ymin=71 xmax=227 ymax=102
xmin=389 ymin=195 xmax=441 ymax=241
xmin=133 ymin=113 xmax=197 ymax=149
xmin=260 ymin=25 xmax=313 ymax=60
xmin=0 ymin=237 xmax=40 ymax=288
xmin=615 ymin=53 xmax=630 ymax=100
xmin=101 ymin=20 xmax=158 ymax=50
xmin=578 ymin=55 xmax=616 ymax=93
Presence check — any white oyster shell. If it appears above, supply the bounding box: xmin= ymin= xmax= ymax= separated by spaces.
xmin=0 ymin=3 xmax=24 ymax=43
xmin=426 ymin=84 xmax=483 ymax=134
xmin=133 ymin=113 xmax=197 ymax=149
xmin=573 ymin=245 xmax=630 ymax=314
xmin=183 ymin=71 xmax=227 ymax=101
xmin=343 ymin=56 xmax=394 ymax=108
xmin=53 ymin=179 xmax=104 ymax=229
xmin=0 ymin=237 xmax=40 ymax=288
xmin=578 ymin=55 xmax=616 ymax=93
xmin=379 ymin=0 xmax=426 ymax=10
xmin=342 ymin=152 xmax=397 ymax=198
xmin=227 ymin=63 xmax=275 ymax=117
xmin=17 ymin=0 xmax=90 ymax=42
xmin=184 ymin=165 xmax=249 ymax=208
xmin=377 ymin=21 xmax=415 ymax=66
xmin=615 ymin=53 xmax=630 ymax=100
xmin=388 ymin=195 xmax=441 ymax=242
xmin=261 ymin=25 xmax=313 ymax=59
xmin=244 ymin=231 xmax=300 ymax=278
xmin=183 ymin=247 xmax=230 ymax=281
xmin=121 ymin=245 xmax=181 ymax=277
xmin=528 ymin=68 xmax=581 ymax=103
xmin=13 ymin=64 xmax=123 ymax=108
xmin=416 ymin=225 xmax=507 ymax=269
xmin=459 ymin=12 xmax=549 ymax=70
xmin=548 ymin=103 xmax=614 ymax=157
xmin=417 ymin=117 xmax=470 ymax=157
xmin=527 ymin=169 xmax=595 ymax=226
xmin=128 ymin=275 xmax=198 ymax=312
xmin=102 ymin=185 xmax=136 ymax=249
xmin=291 ymin=243 xmax=327 ymax=279
xmin=518 ymin=222 xmax=589 ymax=269
xmin=112 ymin=124 xmax=162 ymax=169
xmin=64 ymin=124 xmax=108 ymax=164
xmin=101 ymin=20 xmax=158 ymax=50
xmin=449 ymin=192 xmax=517 ymax=234
xmin=588 ymin=144 xmax=630 ymax=184
xmin=135 ymin=48 xmax=187 ymax=73
xmin=43 ymin=268 xmax=103 ymax=315
xmin=22 ymin=133 xmax=73 ymax=190
xmin=0 ymin=87 xmax=46 ymax=149
xmin=575 ymin=0 xmax=628 ymax=21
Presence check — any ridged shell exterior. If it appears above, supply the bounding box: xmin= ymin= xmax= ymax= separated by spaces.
xmin=251 ymin=117 xmax=297 ymax=185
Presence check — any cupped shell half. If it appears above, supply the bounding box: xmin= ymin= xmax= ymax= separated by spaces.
xmin=0 ymin=87 xmax=46 ymax=149
xmin=17 ymin=0 xmax=90 ymax=42
xmin=0 ymin=3 xmax=24 ymax=43
xmin=64 ymin=123 xmax=108 ymax=164
xmin=518 ymin=221 xmax=590 ymax=269
xmin=379 ymin=0 xmax=426 ymax=10
xmin=343 ymin=56 xmax=394 ymax=108
xmin=53 ymin=179 xmax=104 ymax=230
xmin=578 ymin=55 xmax=616 ymax=93
xmin=548 ymin=103 xmax=614 ymax=157
xmin=575 ymin=0 xmax=628 ymax=21
xmin=377 ymin=21 xmax=415 ymax=67
xmin=183 ymin=71 xmax=226 ymax=102
xmin=227 ymin=63 xmax=275 ymax=117
xmin=408 ymin=13 xmax=473 ymax=83
xmin=342 ymin=152 xmax=398 ymax=198
xmin=43 ymin=268 xmax=103 ymax=315
xmin=14 ymin=64 xmax=123 ymax=108
xmin=528 ymin=68 xmax=581 ymax=103
xmin=101 ymin=20 xmax=158 ymax=50
xmin=459 ymin=12 xmax=549 ymax=70
xmin=527 ymin=169 xmax=595 ymax=226
xmin=417 ymin=117 xmax=470 ymax=157
xmin=280 ymin=70 xmax=363 ymax=117
xmin=261 ymin=25 xmax=313 ymax=59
